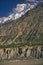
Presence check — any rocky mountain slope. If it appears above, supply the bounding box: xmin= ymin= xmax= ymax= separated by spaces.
xmin=0 ymin=3 xmax=43 ymax=47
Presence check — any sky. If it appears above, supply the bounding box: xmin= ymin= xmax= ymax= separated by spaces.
xmin=0 ymin=0 xmax=43 ymax=17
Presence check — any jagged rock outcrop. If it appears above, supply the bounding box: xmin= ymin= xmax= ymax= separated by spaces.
xmin=0 ymin=46 xmax=43 ymax=60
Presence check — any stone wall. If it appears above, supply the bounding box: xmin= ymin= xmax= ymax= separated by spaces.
xmin=0 ymin=46 xmax=43 ymax=60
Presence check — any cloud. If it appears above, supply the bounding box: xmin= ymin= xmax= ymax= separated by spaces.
xmin=12 ymin=3 xmax=37 ymax=19
xmin=26 ymin=0 xmax=37 ymax=2
xmin=13 ymin=3 xmax=35 ymax=13
xmin=13 ymin=4 xmax=27 ymax=19
xmin=26 ymin=0 xmax=43 ymax=2
xmin=13 ymin=2 xmax=37 ymax=13
xmin=13 ymin=4 xmax=27 ymax=13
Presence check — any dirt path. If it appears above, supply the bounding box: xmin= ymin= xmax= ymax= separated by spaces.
xmin=0 ymin=59 xmax=43 ymax=65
